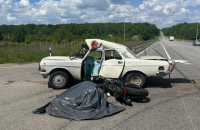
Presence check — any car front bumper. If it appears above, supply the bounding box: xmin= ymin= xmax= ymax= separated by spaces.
xmin=38 ymin=71 xmax=49 ymax=78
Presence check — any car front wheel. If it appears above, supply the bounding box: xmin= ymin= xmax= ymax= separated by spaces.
xmin=125 ymin=73 xmax=146 ymax=88
xmin=49 ymin=71 xmax=69 ymax=89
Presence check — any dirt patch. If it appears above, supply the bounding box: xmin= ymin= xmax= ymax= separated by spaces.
xmin=4 ymin=80 xmax=15 ymax=85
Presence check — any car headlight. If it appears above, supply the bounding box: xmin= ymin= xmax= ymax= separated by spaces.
xmin=40 ymin=69 xmax=46 ymax=72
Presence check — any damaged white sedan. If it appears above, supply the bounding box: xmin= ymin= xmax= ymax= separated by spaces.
xmin=38 ymin=39 xmax=186 ymax=89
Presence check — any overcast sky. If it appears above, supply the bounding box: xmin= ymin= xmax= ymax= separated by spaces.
xmin=0 ymin=0 xmax=200 ymax=28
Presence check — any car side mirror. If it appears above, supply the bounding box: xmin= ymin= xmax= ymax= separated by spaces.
xmin=81 ymin=44 xmax=89 ymax=49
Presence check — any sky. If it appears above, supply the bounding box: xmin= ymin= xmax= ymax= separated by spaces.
xmin=0 ymin=0 xmax=200 ymax=28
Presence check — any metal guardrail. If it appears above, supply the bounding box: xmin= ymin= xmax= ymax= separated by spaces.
xmin=134 ymin=42 xmax=155 ymax=54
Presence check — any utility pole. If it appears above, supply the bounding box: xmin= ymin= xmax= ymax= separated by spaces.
xmin=124 ymin=22 xmax=125 ymax=39
xmin=196 ymin=23 xmax=199 ymax=42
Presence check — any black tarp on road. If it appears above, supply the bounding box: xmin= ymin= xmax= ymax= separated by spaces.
xmin=45 ymin=81 xmax=126 ymax=120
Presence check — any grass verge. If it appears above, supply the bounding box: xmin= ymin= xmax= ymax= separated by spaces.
xmin=0 ymin=39 xmax=157 ymax=64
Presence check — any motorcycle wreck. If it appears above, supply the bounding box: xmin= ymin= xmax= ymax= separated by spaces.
xmin=93 ymin=76 xmax=149 ymax=104
xmin=33 ymin=77 xmax=149 ymax=120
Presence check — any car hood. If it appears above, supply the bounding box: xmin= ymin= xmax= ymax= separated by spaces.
xmin=42 ymin=56 xmax=71 ymax=61
xmin=139 ymin=56 xmax=168 ymax=61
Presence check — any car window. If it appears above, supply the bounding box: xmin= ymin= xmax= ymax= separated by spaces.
xmin=87 ymin=51 xmax=102 ymax=60
xmin=105 ymin=50 xmax=122 ymax=60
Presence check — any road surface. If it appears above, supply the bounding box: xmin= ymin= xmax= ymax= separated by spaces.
xmin=1 ymin=36 xmax=200 ymax=130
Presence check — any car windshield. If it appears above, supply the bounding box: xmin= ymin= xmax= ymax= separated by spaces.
xmin=126 ymin=48 xmax=138 ymax=58
xmin=70 ymin=47 xmax=88 ymax=60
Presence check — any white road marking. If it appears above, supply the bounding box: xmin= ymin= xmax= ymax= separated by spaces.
xmin=160 ymin=41 xmax=171 ymax=60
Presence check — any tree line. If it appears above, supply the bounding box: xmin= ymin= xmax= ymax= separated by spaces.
xmin=0 ymin=22 xmax=159 ymax=43
xmin=162 ymin=22 xmax=200 ymax=40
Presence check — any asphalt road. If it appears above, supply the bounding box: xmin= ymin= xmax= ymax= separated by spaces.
xmin=1 ymin=36 xmax=200 ymax=130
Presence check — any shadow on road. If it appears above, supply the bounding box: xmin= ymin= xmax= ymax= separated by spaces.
xmin=143 ymin=77 xmax=191 ymax=88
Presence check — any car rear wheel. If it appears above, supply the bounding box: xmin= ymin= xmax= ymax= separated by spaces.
xmin=125 ymin=73 xmax=146 ymax=88
xmin=49 ymin=71 xmax=69 ymax=89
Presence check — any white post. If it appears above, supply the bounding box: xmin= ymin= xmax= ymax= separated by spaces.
xmin=49 ymin=47 xmax=51 ymax=56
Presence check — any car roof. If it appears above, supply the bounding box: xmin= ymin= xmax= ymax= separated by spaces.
xmin=85 ymin=39 xmax=127 ymax=51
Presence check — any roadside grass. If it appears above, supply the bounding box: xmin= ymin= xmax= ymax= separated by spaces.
xmin=175 ymin=39 xmax=193 ymax=43
xmin=0 ymin=39 xmax=157 ymax=64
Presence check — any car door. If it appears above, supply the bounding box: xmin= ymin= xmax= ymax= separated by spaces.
xmin=99 ymin=50 xmax=124 ymax=78
xmin=83 ymin=50 xmax=103 ymax=79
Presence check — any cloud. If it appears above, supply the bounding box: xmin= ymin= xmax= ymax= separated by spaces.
xmin=76 ymin=0 xmax=109 ymax=11
xmin=153 ymin=6 xmax=162 ymax=11
xmin=193 ymin=10 xmax=200 ymax=22
xmin=0 ymin=0 xmax=200 ymax=28
xmin=0 ymin=0 xmax=4 ymax=4
xmin=19 ymin=0 xmax=30 ymax=6
xmin=109 ymin=0 xmax=127 ymax=5
xmin=7 ymin=14 xmax=17 ymax=22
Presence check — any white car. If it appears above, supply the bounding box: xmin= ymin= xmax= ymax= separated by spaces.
xmin=193 ymin=39 xmax=200 ymax=46
xmin=170 ymin=36 xmax=174 ymax=41
xmin=38 ymin=39 xmax=173 ymax=89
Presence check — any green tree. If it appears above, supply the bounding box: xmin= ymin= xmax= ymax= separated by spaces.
xmin=25 ymin=35 xmax=33 ymax=43
xmin=52 ymin=32 xmax=62 ymax=43
xmin=40 ymin=34 xmax=47 ymax=42
xmin=46 ymin=36 xmax=52 ymax=42
xmin=11 ymin=26 xmax=25 ymax=42
xmin=162 ymin=22 xmax=200 ymax=40
xmin=143 ymin=33 xmax=151 ymax=40
xmin=0 ymin=22 xmax=160 ymax=42
xmin=0 ymin=31 xmax=3 ymax=41
xmin=64 ymin=30 xmax=73 ymax=42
